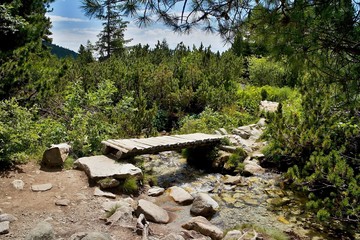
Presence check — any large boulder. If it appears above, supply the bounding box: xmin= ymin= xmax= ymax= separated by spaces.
xmin=74 ymin=155 xmax=142 ymax=179
xmin=182 ymin=216 xmax=223 ymax=240
xmin=25 ymin=221 xmax=54 ymax=240
xmin=243 ymin=161 xmax=265 ymax=176
xmin=168 ymin=186 xmax=194 ymax=205
xmin=260 ymin=100 xmax=279 ymax=113
xmin=136 ymin=199 xmax=170 ymax=224
xmin=190 ymin=193 xmax=219 ymax=217
xmin=41 ymin=143 xmax=71 ymax=168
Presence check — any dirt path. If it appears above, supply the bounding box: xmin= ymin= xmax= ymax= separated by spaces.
xmin=0 ymin=162 xmax=170 ymax=240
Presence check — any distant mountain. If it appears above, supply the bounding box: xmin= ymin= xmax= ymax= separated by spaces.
xmin=43 ymin=41 xmax=78 ymax=59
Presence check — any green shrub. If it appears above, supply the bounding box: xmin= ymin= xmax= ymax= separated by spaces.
xmin=226 ymin=148 xmax=247 ymax=171
xmin=0 ymin=99 xmax=39 ymax=167
xmin=121 ymin=176 xmax=139 ymax=194
xmin=178 ymin=107 xmax=253 ymax=134
xmin=248 ymin=56 xmax=287 ymax=87
xmin=63 ymin=156 xmax=75 ymax=170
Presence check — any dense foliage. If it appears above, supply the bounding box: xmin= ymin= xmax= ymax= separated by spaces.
xmin=0 ymin=0 xmax=359 ymax=235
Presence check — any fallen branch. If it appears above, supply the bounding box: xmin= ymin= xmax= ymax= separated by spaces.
xmin=136 ymin=214 xmax=150 ymax=240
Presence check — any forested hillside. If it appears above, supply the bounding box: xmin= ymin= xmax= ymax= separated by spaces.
xmin=42 ymin=41 xmax=78 ymax=59
xmin=0 ymin=0 xmax=359 ymax=237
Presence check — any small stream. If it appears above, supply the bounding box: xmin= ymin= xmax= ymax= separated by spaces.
xmin=141 ymin=151 xmax=332 ymax=240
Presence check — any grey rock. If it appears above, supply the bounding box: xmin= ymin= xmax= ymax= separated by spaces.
xmin=102 ymin=199 xmax=134 ymax=212
xmin=94 ymin=188 xmax=116 ymax=199
xmin=70 ymin=232 xmax=112 ymax=240
xmin=147 ymin=186 xmax=165 ymax=197
xmin=214 ymin=130 xmax=221 ymax=135
xmin=25 ymin=221 xmax=54 ymax=240
xmin=190 ymin=193 xmax=219 ymax=217
xmin=31 ymin=183 xmax=53 ymax=192
xmin=0 ymin=221 xmax=9 ymax=235
xmin=251 ymin=152 xmax=265 ymax=160
xmin=266 ymin=197 xmax=291 ymax=207
xmin=257 ymin=118 xmax=267 ymax=127
xmin=218 ymin=128 xmax=228 ymax=135
xmin=218 ymin=145 xmax=238 ymax=153
xmin=106 ymin=204 xmax=133 ymax=225
xmin=249 ymin=128 xmax=262 ymax=141
xmin=223 ymin=175 xmax=242 ymax=185
xmin=243 ymin=162 xmax=265 ymax=176
xmin=0 ymin=214 xmax=17 ymax=222
xmin=260 ymin=100 xmax=279 ymax=113
xmin=233 ymin=126 xmax=252 ymax=139
xmin=212 ymin=151 xmax=230 ymax=169
xmin=42 ymin=143 xmax=71 ymax=168
xmin=223 ymin=230 xmax=242 ymax=240
xmin=182 ymin=216 xmax=223 ymax=240
xmin=168 ymin=186 xmax=194 ymax=205
xmin=12 ymin=179 xmax=25 ymax=190
xmin=74 ymin=155 xmax=142 ymax=179
xmin=136 ymin=199 xmax=169 ymax=224
xmin=55 ymin=199 xmax=70 ymax=206
xmin=102 ymin=201 xmax=122 ymax=211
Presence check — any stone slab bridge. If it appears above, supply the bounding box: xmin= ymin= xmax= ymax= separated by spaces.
xmin=102 ymin=133 xmax=225 ymax=159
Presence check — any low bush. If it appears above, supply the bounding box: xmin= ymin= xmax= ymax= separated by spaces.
xmin=0 ymin=99 xmax=39 ymax=167
xmin=226 ymin=148 xmax=248 ymax=172
xmin=121 ymin=176 xmax=139 ymax=194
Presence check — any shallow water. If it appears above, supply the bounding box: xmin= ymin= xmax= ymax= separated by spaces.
xmin=141 ymin=151 xmax=335 ymax=239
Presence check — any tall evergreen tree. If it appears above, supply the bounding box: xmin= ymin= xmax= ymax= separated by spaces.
xmin=0 ymin=0 xmax=54 ymax=99
xmin=81 ymin=0 xmax=131 ymax=60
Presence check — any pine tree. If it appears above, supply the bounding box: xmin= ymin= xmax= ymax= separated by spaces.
xmin=81 ymin=0 xmax=131 ymax=60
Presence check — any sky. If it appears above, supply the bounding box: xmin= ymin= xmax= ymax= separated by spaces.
xmin=47 ymin=0 xmax=230 ymax=53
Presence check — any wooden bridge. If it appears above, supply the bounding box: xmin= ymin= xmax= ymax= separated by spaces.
xmin=102 ymin=133 xmax=224 ymax=159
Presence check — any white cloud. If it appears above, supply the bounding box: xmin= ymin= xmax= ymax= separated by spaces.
xmin=125 ymin=23 xmax=229 ymax=52
xmin=47 ymin=14 xmax=88 ymax=23
xmin=50 ymin=27 xmax=101 ymax=52
xmin=49 ymin=20 xmax=229 ymax=53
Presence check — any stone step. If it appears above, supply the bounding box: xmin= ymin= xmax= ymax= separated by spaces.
xmin=74 ymin=155 xmax=142 ymax=180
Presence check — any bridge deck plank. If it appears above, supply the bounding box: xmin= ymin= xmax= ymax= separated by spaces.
xmin=101 ymin=133 xmax=224 ymax=159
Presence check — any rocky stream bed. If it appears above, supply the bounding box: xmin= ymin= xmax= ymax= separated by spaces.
xmin=0 ymin=114 xmax=354 ymax=239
